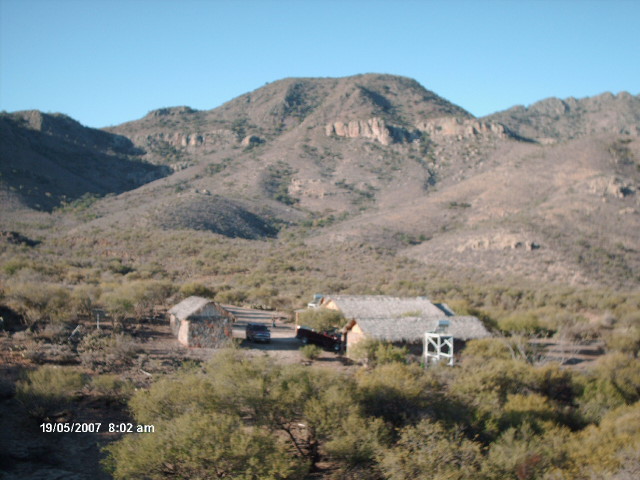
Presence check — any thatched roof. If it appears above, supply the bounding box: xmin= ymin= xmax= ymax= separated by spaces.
xmin=349 ymin=316 xmax=490 ymax=342
xmin=323 ymin=295 xmax=447 ymax=319
xmin=169 ymin=296 xmax=214 ymax=320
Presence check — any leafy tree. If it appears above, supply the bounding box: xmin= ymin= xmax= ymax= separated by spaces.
xmin=100 ymin=289 xmax=134 ymax=329
xmin=179 ymin=281 xmax=216 ymax=299
xmin=5 ymin=281 xmax=71 ymax=325
xmin=566 ymin=402 xmax=640 ymax=478
xmin=104 ymin=412 xmax=305 ymax=480
xmin=577 ymin=353 xmax=640 ymax=422
xmin=297 ymin=308 xmax=345 ymax=332
xmin=482 ymin=423 xmax=572 ymax=480
xmin=355 ymin=363 xmax=448 ymax=427
xmin=378 ymin=419 xmax=483 ymax=480
xmin=348 ymin=338 xmax=408 ymax=366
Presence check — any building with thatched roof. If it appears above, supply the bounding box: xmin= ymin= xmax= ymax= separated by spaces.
xmin=315 ymin=295 xmax=490 ymax=356
xmin=168 ymin=296 xmax=235 ymax=347
xmin=321 ymin=295 xmax=447 ymax=319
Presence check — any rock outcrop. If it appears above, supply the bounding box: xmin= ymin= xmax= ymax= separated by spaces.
xmin=416 ymin=117 xmax=512 ymax=139
xmin=133 ymin=129 xmax=237 ymax=148
xmin=326 ymin=116 xmax=511 ymax=144
xmin=325 ymin=117 xmax=421 ymax=145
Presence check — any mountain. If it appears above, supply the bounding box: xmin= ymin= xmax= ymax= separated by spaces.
xmin=484 ymin=91 xmax=640 ymax=142
xmin=0 ymin=110 xmax=169 ymax=212
xmin=2 ymin=74 xmax=639 ymax=288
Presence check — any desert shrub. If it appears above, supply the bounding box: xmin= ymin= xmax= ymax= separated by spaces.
xmin=179 ymin=282 xmax=215 ymax=299
xmin=577 ymin=353 xmax=640 ymax=422
xmin=70 ymin=284 xmax=102 ymax=318
xmin=90 ymin=374 xmax=134 ymax=402
xmin=443 ymin=298 xmax=499 ymax=332
xmin=498 ymin=393 xmax=561 ymax=432
xmin=128 ymin=279 xmax=175 ymax=319
xmin=555 ymin=315 xmax=602 ymax=342
xmin=482 ymin=423 xmax=572 ymax=480
xmin=107 ymin=259 xmax=134 ymax=275
xmin=565 ymin=402 xmax=640 ymax=478
xmin=30 ymin=343 xmax=77 ymax=365
xmin=100 ymin=289 xmax=134 ymax=328
xmin=300 ymin=344 xmax=322 ymax=360
xmin=378 ymin=419 xmax=483 ymax=480
xmin=297 ymin=308 xmax=345 ymax=332
xmin=5 ymin=281 xmax=71 ymax=325
xmin=215 ymin=288 xmax=247 ymax=305
xmin=35 ymin=322 xmax=72 ymax=343
xmin=348 ymin=339 xmax=408 ymax=366
xmin=498 ymin=312 xmax=554 ymax=336
xmin=2 ymin=257 xmax=31 ymax=275
xmin=604 ymin=325 xmax=640 ymax=356
xmin=16 ymin=365 xmax=86 ymax=419
xmin=247 ymin=285 xmax=279 ymax=306
xmin=355 ymin=363 xmax=447 ymax=427
xmin=324 ymin=412 xmax=389 ymax=475
xmin=127 ymin=350 xmax=360 ymax=472
xmin=448 ymin=358 xmax=538 ymax=437
xmin=78 ymin=331 xmax=141 ymax=372
xmin=461 ymin=337 xmax=514 ymax=361
xmin=104 ymin=411 xmax=305 ymax=480
xmin=128 ymin=371 xmax=217 ymax=425
xmin=21 ymin=340 xmax=46 ymax=364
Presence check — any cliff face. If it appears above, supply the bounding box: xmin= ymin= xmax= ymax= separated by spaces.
xmin=325 ymin=117 xmax=422 ymax=145
xmin=325 ymin=116 xmax=512 ymax=145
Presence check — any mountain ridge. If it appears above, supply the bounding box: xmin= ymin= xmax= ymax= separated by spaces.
xmin=2 ymin=74 xmax=639 ymax=288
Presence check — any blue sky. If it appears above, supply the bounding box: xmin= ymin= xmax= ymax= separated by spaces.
xmin=1 ymin=0 xmax=638 ymax=128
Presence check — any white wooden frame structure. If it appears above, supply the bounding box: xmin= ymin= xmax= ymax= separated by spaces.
xmin=424 ymin=332 xmax=454 ymax=366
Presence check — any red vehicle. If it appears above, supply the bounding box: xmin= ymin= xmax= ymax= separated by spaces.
xmin=296 ymin=325 xmax=342 ymax=352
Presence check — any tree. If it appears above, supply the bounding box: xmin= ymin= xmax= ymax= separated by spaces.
xmin=5 ymin=281 xmax=71 ymax=325
xmin=297 ymin=308 xmax=345 ymax=332
xmin=378 ymin=419 xmax=483 ymax=480
xmin=104 ymin=412 xmax=305 ymax=480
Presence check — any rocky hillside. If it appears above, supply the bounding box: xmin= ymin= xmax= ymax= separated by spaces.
xmin=0 ymin=110 xmax=169 ymax=212
xmin=2 ymin=74 xmax=639 ymax=288
xmin=484 ymin=92 xmax=640 ymax=142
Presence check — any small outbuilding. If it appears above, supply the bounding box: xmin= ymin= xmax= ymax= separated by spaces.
xmin=168 ymin=296 xmax=235 ymax=347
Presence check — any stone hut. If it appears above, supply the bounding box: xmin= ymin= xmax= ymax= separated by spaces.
xmin=168 ymin=296 xmax=235 ymax=347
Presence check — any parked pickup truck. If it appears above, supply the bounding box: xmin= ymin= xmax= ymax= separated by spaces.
xmin=295 ymin=326 xmax=342 ymax=352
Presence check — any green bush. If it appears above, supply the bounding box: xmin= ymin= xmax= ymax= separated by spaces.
xmin=498 ymin=312 xmax=553 ymax=336
xmin=483 ymin=423 xmax=572 ymax=480
xmin=349 ymin=338 xmax=408 ymax=366
xmin=16 ymin=366 xmax=86 ymax=419
xmin=78 ymin=331 xmax=141 ymax=372
xmin=604 ymin=325 xmax=640 ymax=356
xmin=379 ymin=419 xmax=483 ymax=480
xmin=300 ymin=344 xmax=322 ymax=360
xmin=5 ymin=281 xmax=71 ymax=325
xmin=297 ymin=308 xmax=345 ymax=332
xmin=355 ymin=363 xmax=445 ymax=427
xmin=104 ymin=412 xmax=305 ymax=480
xmin=577 ymin=353 xmax=640 ymax=422
xmin=90 ymin=374 xmax=134 ymax=402
xmin=566 ymin=402 xmax=640 ymax=477
xmin=179 ymin=282 xmax=215 ymax=299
